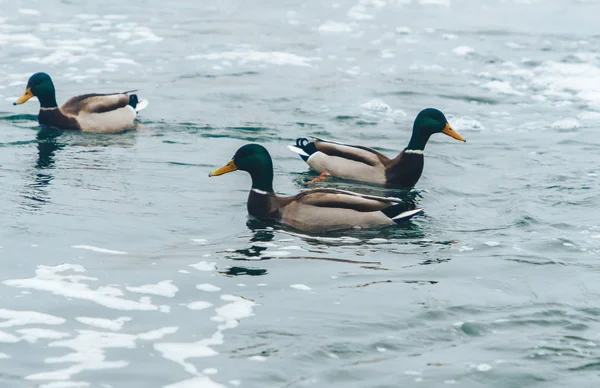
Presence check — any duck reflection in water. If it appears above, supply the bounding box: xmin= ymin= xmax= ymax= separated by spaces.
xmin=21 ymin=128 xmax=64 ymax=210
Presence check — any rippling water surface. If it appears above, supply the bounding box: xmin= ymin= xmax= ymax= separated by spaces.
xmin=2 ymin=0 xmax=600 ymax=387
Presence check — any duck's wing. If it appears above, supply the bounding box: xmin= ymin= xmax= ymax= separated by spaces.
xmin=289 ymin=137 xmax=390 ymax=166
xmin=292 ymin=188 xmax=399 ymax=209
xmin=289 ymin=138 xmax=392 ymax=184
xmin=291 ymin=188 xmax=421 ymax=220
xmin=277 ymin=188 xmax=422 ymax=232
xmin=60 ymin=91 xmax=148 ymax=133
xmin=61 ymin=91 xmax=136 ymax=115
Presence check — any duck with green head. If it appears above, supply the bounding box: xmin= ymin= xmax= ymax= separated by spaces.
xmin=14 ymin=72 xmax=148 ymax=133
xmin=209 ymin=144 xmax=423 ymax=233
xmin=288 ymin=108 xmax=465 ymax=187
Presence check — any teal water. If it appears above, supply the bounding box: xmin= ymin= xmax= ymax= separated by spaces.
xmin=2 ymin=0 xmax=600 ymax=387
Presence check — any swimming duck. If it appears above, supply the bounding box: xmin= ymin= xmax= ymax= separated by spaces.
xmin=13 ymin=72 xmax=148 ymax=133
xmin=288 ymin=108 xmax=465 ymax=188
xmin=209 ymin=144 xmax=423 ymax=233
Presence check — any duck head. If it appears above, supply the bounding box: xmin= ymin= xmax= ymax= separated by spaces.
xmin=14 ymin=72 xmax=57 ymax=108
xmin=406 ymin=108 xmax=465 ymax=151
xmin=209 ymin=144 xmax=274 ymax=193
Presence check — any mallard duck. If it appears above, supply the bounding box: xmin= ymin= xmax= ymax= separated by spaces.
xmin=13 ymin=72 xmax=148 ymax=133
xmin=288 ymin=108 xmax=465 ymax=187
xmin=209 ymin=144 xmax=423 ymax=233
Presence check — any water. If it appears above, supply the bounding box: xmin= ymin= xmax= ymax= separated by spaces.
xmin=1 ymin=0 xmax=600 ymax=386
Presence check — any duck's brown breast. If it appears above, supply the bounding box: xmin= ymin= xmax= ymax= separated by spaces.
xmin=247 ymin=189 xmax=281 ymax=220
xmin=385 ymin=151 xmax=424 ymax=188
xmin=38 ymin=108 xmax=80 ymax=130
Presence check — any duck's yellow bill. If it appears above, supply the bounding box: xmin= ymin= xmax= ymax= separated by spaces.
xmin=442 ymin=123 xmax=466 ymax=142
xmin=209 ymin=160 xmax=237 ymax=177
xmin=14 ymin=88 xmax=33 ymax=105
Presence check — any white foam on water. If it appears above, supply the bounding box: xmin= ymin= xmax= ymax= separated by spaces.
xmin=38 ymin=23 xmax=79 ymax=32
xmin=505 ymin=42 xmax=523 ymax=49
xmin=483 ymin=80 xmax=523 ymax=96
xmin=263 ymin=250 xmax=291 ymax=257
xmin=532 ymin=62 xmax=600 ymax=106
xmin=212 ymin=295 xmax=255 ymax=330
xmin=318 ymin=21 xmax=353 ymax=34
xmin=191 ymin=238 xmax=208 ymax=245
xmin=368 ymin=238 xmax=388 ymax=244
xmin=281 ymin=245 xmax=303 ymax=250
xmin=106 ymin=58 xmax=139 ymax=66
xmin=4 ymin=264 xmax=158 ymax=311
xmin=190 ymin=261 xmax=217 ymax=271
xmin=129 ymin=28 xmax=164 ymax=44
xmin=0 ymin=330 xmax=20 ymax=343
xmin=26 ymin=332 xmax=136 ymax=381
xmin=485 ymin=241 xmax=500 ymax=247
xmin=252 ymin=242 xmax=278 ymax=248
xmin=282 ymin=230 xmax=363 ymax=244
xmin=164 ymin=376 xmax=226 ymax=388
xmin=25 ymin=326 xmax=176 ymax=381
xmin=419 ymin=0 xmax=451 ymax=6
xmin=347 ymin=5 xmax=373 ymax=20
xmin=104 ymin=14 xmax=128 ymax=20
xmin=156 ymin=294 xmax=255 ymax=377
xmin=197 ymin=284 xmax=221 ymax=292
xmin=40 ymin=382 xmax=90 ymax=388
xmin=361 ymin=98 xmax=392 ymax=113
xmin=230 ymin=380 xmax=241 ymax=386
xmin=17 ymin=328 xmax=70 ymax=343
xmin=579 ymin=111 xmax=600 ymax=120
xmin=71 ymin=245 xmax=127 ymax=255
xmin=452 ymin=116 xmax=484 ymax=131
xmin=0 ymin=352 xmax=10 ymax=359
xmin=0 ymin=308 xmax=65 ymax=328
xmin=203 ymin=368 xmax=218 ymax=375
xmin=442 ymin=33 xmax=458 ymax=40
xmin=187 ymin=51 xmax=319 ymax=67
xmin=377 ymin=347 xmax=387 ymax=352
xmin=187 ymin=301 xmax=213 ymax=311
xmin=137 ymin=327 xmax=179 ymax=341
xmin=126 ymin=280 xmax=179 ymax=298
xmin=75 ymin=317 xmax=132 ymax=331
xmin=0 ymin=33 xmax=45 ymax=49
xmin=458 ymin=245 xmax=473 ymax=252
xmin=453 ymin=46 xmax=473 ymax=55
xmin=155 ymin=332 xmax=223 ymax=374
xmin=19 ymin=9 xmax=41 ymax=15
xmin=476 ymin=363 xmax=492 ymax=372
xmin=49 ymin=38 xmax=105 ymax=47
xmin=551 ymin=118 xmax=581 ymax=130
xmin=290 ymin=284 xmax=311 ymax=291
xmin=249 ymin=355 xmax=267 ymax=361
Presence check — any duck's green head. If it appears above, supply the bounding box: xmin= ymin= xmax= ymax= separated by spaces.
xmin=209 ymin=144 xmax=274 ymax=192
xmin=407 ymin=108 xmax=465 ymax=150
xmin=14 ymin=72 xmax=57 ymax=108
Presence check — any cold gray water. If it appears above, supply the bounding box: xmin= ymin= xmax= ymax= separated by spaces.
xmin=1 ymin=0 xmax=600 ymax=387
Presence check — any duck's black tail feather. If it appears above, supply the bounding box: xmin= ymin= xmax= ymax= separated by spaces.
xmin=294 ymin=138 xmax=318 ymax=161
xmin=381 ymin=202 xmax=423 ymax=224
xmin=128 ymin=94 xmax=139 ymax=109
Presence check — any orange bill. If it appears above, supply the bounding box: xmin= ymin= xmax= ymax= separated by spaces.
xmin=442 ymin=123 xmax=466 ymax=142
xmin=14 ymin=88 xmax=33 ymax=105
xmin=209 ymin=160 xmax=237 ymax=177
